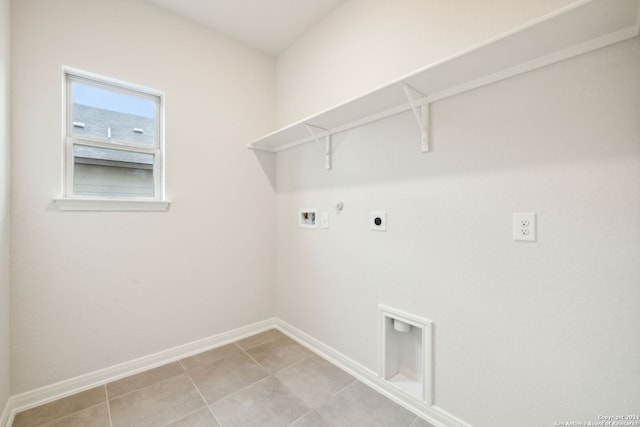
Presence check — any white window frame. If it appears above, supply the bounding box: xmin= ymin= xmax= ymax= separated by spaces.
xmin=55 ymin=67 xmax=169 ymax=211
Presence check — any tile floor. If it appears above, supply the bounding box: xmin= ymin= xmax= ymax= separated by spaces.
xmin=12 ymin=329 xmax=436 ymax=427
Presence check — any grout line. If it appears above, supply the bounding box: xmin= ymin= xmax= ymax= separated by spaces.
xmin=286 ymin=410 xmax=313 ymax=426
xmin=239 ymin=334 xmax=351 ymax=415
xmin=161 ymin=406 xmax=209 ymax=427
xmin=332 ymin=378 xmax=358 ymax=396
xmin=240 ymin=337 xmax=355 ymax=424
xmin=106 ymin=363 xmax=185 ymax=402
xmin=270 ymin=351 xmax=316 ymax=377
xmin=311 ymin=410 xmax=335 ymax=427
xmin=37 ymin=402 xmax=108 ymax=427
xmin=235 ymin=329 xmax=285 ymax=351
xmin=178 ymin=340 xmax=272 ymax=408
xmin=237 ymin=343 xmax=269 ymax=373
xmin=208 ymin=375 xmax=272 ymax=406
xmin=240 ymin=335 xmax=316 ymax=377
xmin=305 ymin=378 xmax=358 ymax=413
xmin=104 ymin=385 xmax=114 ymax=427
xmin=178 ymin=360 xmax=224 ymax=427
xmin=237 ymin=332 xmax=312 ymax=371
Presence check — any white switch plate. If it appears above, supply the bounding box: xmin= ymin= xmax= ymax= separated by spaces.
xmin=513 ymin=212 xmax=536 ymax=242
xmin=371 ymin=211 xmax=387 ymax=232
xmin=321 ymin=212 xmax=329 ymax=229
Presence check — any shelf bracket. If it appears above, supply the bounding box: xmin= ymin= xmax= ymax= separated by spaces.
xmin=403 ymin=84 xmax=429 ymax=153
xmin=305 ymin=124 xmax=332 ymax=170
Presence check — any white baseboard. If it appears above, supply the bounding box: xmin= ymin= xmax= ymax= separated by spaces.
xmin=0 ymin=398 xmax=12 ymax=427
xmin=1 ymin=318 xmax=277 ymax=427
xmin=1 ymin=317 xmax=473 ymax=427
xmin=275 ymin=319 xmax=474 ymax=427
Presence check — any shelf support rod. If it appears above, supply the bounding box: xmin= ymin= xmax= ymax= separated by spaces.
xmin=305 ymin=124 xmax=332 ymax=170
xmin=403 ymin=84 xmax=429 ymax=153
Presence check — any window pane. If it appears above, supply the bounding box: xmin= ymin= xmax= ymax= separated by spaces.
xmin=73 ymin=144 xmax=154 ymax=198
xmin=71 ymin=81 xmax=156 ymax=146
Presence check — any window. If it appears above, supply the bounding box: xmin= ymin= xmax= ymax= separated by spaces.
xmin=60 ymin=68 xmax=166 ymax=209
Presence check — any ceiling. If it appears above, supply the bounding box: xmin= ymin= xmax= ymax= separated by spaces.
xmin=148 ymin=0 xmax=346 ymax=55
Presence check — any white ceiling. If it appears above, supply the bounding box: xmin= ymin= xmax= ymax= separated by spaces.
xmin=148 ymin=0 xmax=346 ymax=55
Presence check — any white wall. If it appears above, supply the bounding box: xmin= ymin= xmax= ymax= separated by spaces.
xmin=274 ymin=4 xmax=640 ymax=427
xmin=10 ymin=0 xmax=276 ymax=394
xmin=276 ymin=0 xmax=577 ymax=126
xmin=0 ymin=0 xmax=10 ymax=413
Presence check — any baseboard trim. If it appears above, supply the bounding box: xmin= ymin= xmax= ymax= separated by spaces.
xmin=2 ymin=317 xmax=473 ymax=427
xmin=0 ymin=398 xmax=13 ymax=427
xmin=275 ymin=319 xmax=473 ymax=427
xmin=2 ymin=318 xmax=277 ymax=426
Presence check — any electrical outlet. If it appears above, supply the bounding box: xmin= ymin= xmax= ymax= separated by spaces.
xmin=371 ymin=211 xmax=387 ymax=232
xmin=513 ymin=212 xmax=536 ymax=242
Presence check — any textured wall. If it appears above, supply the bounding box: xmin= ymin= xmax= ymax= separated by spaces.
xmin=275 ymin=0 xmax=577 ymax=126
xmin=0 ymin=0 xmax=11 ymax=413
xmin=275 ymin=25 xmax=640 ymax=427
xmin=10 ymin=0 xmax=276 ymax=393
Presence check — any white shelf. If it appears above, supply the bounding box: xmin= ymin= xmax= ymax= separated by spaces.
xmin=249 ymin=0 xmax=640 ymax=153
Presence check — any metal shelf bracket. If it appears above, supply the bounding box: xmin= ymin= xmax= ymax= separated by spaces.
xmin=403 ymin=84 xmax=429 ymax=153
xmin=305 ymin=124 xmax=332 ymax=170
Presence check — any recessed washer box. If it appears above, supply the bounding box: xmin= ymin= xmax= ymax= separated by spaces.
xmin=378 ymin=305 xmax=433 ymax=403
xmin=299 ymin=209 xmax=318 ymax=228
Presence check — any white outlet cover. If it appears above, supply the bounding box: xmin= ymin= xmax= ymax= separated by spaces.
xmin=321 ymin=212 xmax=329 ymax=229
xmin=513 ymin=212 xmax=536 ymax=242
xmin=371 ymin=211 xmax=387 ymax=231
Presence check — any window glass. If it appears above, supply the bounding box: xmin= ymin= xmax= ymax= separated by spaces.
xmin=73 ymin=144 xmax=155 ymax=198
xmin=64 ymin=69 xmax=163 ymax=201
xmin=71 ymin=81 xmax=156 ymax=146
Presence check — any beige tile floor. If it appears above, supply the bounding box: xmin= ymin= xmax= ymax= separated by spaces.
xmin=12 ymin=329 xmax=436 ymax=427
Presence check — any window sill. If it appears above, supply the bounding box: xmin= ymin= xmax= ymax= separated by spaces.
xmin=54 ymin=198 xmax=171 ymax=212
